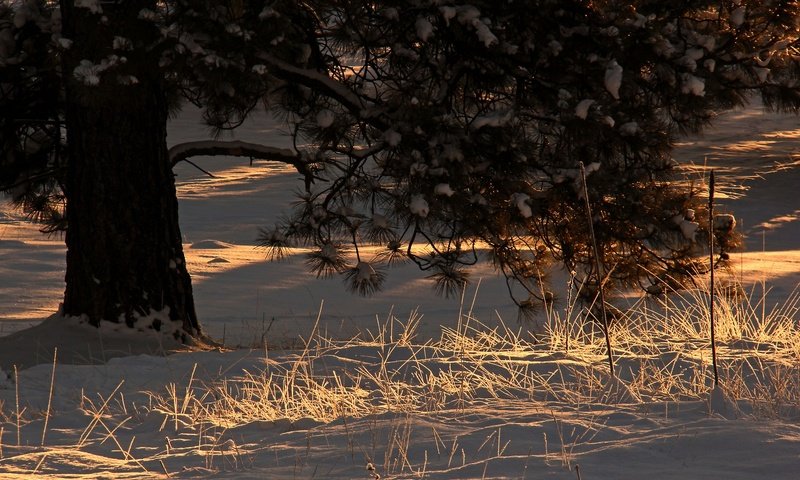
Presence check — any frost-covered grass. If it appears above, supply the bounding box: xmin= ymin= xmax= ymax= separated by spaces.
xmin=155 ymin=278 xmax=800 ymax=425
xmin=1 ymin=281 xmax=797 ymax=478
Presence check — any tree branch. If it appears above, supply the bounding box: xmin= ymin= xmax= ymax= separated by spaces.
xmin=168 ymin=140 xmax=318 ymax=188
xmin=254 ymin=53 xmax=390 ymax=131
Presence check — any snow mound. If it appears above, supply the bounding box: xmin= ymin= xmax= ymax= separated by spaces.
xmin=0 ymin=312 xmax=207 ymax=371
xmin=708 ymin=384 xmax=737 ymax=419
xmin=0 ymin=239 xmax=27 ymax=248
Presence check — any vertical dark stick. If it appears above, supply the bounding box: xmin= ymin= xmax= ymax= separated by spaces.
xmin=579 ymin=162 xmax=614 ymax=377
xmin=709 ymin=170 xmax=719 ymax=387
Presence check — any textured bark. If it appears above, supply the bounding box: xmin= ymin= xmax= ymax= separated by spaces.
xmin=60 ymin=1 xmax=199 ymax=339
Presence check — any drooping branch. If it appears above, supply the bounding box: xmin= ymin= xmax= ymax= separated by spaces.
xmin=254 ymin=53 xmax=390 ymax=131
xmin=169 ymin=140 xmax=298 ymax=167
xmin=168 ymin=140 xmax=318 ymax=187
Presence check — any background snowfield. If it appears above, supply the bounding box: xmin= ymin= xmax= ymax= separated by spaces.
xmin=0 ymin=103 xmax=797 ymax=478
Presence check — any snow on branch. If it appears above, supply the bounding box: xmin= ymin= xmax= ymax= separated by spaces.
xmin=169 ymin=140 xmax=298 ymax=166
xmin=168 ymin=140 xmax=316 ymax=185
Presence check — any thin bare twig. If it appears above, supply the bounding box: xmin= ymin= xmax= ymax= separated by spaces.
xmin=579 ymin=162 xmax=614 ymax=377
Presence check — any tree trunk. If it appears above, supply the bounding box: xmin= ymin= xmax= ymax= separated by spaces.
xmin=60 ymin=1 xmax=200 ymax=340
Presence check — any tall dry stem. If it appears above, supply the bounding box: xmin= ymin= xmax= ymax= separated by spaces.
xmin=709 ymin=170 xmax=719 ymax=386
xmin=41 ymin=348 xmax=57 ymax=446
xmin=579 ymin=161 xmax=614 ymax=377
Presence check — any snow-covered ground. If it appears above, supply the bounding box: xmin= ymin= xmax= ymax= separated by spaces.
xmin=0 ymin=103 xmax=798 ymax=478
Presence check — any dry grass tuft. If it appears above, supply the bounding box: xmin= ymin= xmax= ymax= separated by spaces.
xmin=1 ymin=276 xmax=798 ymax=477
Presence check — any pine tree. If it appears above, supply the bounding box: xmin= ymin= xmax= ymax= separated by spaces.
xmin=246 ymin=1 xmax=800 ymax=313
xmin=2 ymin=1 xmax=799 ymax=337
xmin=0 ymin=1 xmax=200 ymax=338
xmin=0 ymin=0 xmax=320 ymax=338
